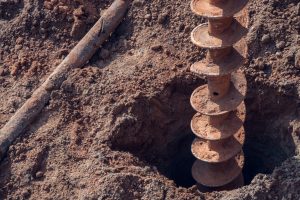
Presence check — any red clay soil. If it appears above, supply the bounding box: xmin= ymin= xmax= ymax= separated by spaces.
xmin=0 ymin=0 xmax=299 ymax=199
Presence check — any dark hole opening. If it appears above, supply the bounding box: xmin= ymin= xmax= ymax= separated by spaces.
xmin=161 ymin=123 xmax=295 ymax=188
xmin=213 ymin=92 xmax=219 ymax=96
xmin=111 ymin=77 xmax=297 ymax=190
xmin=164 ymin=132 xmax=196 ymax=187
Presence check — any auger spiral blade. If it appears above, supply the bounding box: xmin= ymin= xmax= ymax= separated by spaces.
xmin=189 ymin=0 xmax=249 ymax=191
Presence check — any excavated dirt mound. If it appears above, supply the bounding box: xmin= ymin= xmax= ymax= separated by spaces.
xmin=0 ymin=0 xmax=299 ymax=199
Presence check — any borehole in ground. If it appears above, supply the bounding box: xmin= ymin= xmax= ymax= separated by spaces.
xmin=111 ymin=75 xmax=297 ymax=189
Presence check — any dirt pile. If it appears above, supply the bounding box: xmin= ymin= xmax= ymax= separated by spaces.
xmin=0 ymin=0 xmax=299 ymax=199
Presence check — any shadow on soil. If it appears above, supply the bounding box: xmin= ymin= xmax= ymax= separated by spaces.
xmin=110 ymin=74 xmax=297 ymax=188
xmin=0 ymin=0 xmax=24 ymax=20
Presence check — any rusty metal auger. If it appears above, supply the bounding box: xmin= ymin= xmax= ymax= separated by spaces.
xmin=189 ymin=0 xmax=249 ymax=190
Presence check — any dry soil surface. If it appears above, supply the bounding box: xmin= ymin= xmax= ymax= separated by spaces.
xmin=0 ymin=0 xmax=300 ymax=199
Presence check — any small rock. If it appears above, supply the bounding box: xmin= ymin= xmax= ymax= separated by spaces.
xmin=44 ymin=1 xmax=53 ymax=10
xmin=158 ymin=12 xmax=169 ymax=24
xmin=58 ymin=5 xmax=69 ymax=13
xmin=82 ymin=89 xmax=89 ymax=95
xmin=73 ymin=6 xmax=85 ymax=17
xmin=22 ymin=189 xmax=31 ymax=198
xmin=132 ymin=0 xmax=143 ymax=7
xmin=4 ymin=45 xmax=9 ymax=51
xmin=276 ymin=41 xmax=285 ymax=49
xmin=275 ymin=51 xmax=282 ymax=58
xmin=16 ymin=37 xmax=24 ymax=44
xmin=35 ymin=171 xmax=44 ymax=178
xmin=261 ymin=34 xmax=271 ymax=44
xmin=42 ymin=184 xmax=51 ymax=192
xmin=133 ymin=192 xmax=139 ymax=197
xmin=10 ymin=64 xmax=21 ymax=76
xmin=143 ymin=166 xmax=152 ymax=173
xmin=22 ymin=173 xmax=32 ymax=183
xmin=144 ymin=14 xmax=151 ymax=21
xmin=15 ymin=44 xmax=22 ymax=51
xmin=95 ymin=170 xmax=102 ymax=175
xmin=151 ymin=44 xmax=163 ymax=52
xmin=40 ymin=28 xmax=46 ymax=34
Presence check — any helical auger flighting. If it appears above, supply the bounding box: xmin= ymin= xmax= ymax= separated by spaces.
xmin=189 ymin=0 xmax=249 ymax=190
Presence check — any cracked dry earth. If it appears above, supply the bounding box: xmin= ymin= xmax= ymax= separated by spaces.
xmin=0 ymin=0 xmax=300 ymax=199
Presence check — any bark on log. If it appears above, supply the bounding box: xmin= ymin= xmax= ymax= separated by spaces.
xmin=0 ymin=0 xmax=129 ymax=160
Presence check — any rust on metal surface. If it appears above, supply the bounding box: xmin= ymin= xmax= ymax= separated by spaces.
xmin=192 ymin=152 xmax=244 ymax=187
xmin=189 ymin=0 xmax=248 ymax=190
xmin=190 ymin=0 xmax=248 ymax=18
xmin=191 ymin=130 xmax=245 ymax=163
xmin=190 ymin=70 xmax=247 ymax=116
xmin=190 ymin=47 xmax=245 ymax=76
xmin=191 ymin=102 xmax=246 ymax=140
xmin=191 ymin=19 xmax=247 ymax=49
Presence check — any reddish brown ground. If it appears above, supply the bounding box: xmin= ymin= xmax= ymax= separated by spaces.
xmin=0 ymin=0 xmax=299 ymax=199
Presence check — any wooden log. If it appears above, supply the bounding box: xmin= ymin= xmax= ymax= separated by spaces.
xmin=0 ymin=0 xmax=129 ymax=160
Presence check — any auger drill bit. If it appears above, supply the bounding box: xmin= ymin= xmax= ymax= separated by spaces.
xmin=189 ymin=0 xmax=248 ymax=190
